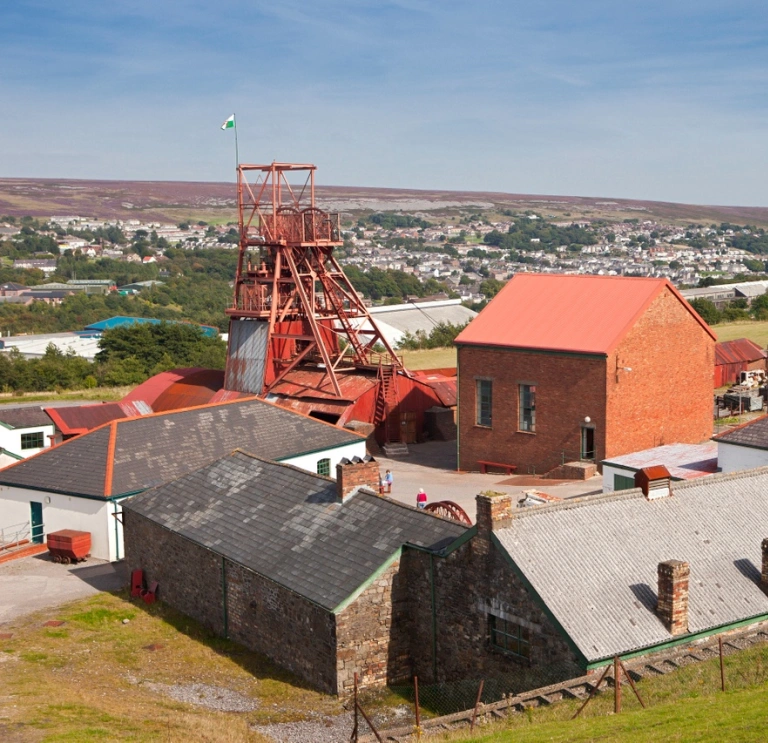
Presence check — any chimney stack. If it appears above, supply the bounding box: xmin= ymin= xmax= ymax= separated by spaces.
xmin=336 ymin=456 xmax=380 ymax=503
xmin=476 ymin=492 xmax=515 ymax=534
xmin=657 ymin=560 xmax=690 ymax=635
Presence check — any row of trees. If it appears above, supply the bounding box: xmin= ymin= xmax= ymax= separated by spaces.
xmin=689 ymin=295 xmax=768 ymax=325
xmin=0 ymin=323 xmax=226 ymax=394
xmin=398 ymin=321 xmax=468 ymax=350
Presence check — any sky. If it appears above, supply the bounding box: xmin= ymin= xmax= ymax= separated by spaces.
xmin=2 ymin=0 xmax=768 ymax=206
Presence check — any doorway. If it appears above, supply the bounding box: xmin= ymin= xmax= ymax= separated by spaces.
xmin=30 ymin=501 xmax=44 ymax=544
xmin=580 ymin=426 xmax=595 ymax=461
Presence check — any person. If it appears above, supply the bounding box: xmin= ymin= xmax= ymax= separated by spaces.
xmin=416 ymin=488 xmax=427 ymax=509
xmin=384 ymin=469 xmax=393 ymax=493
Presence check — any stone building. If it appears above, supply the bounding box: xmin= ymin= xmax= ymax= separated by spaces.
xmin=455 ymin=274 xmax=716 ymax=474
xmin=122 ymin=451 xmax=468 ymax=695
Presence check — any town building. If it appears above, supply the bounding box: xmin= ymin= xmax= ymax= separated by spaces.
xmin=0 ymin=398 xmax=366 ymax=560
xmin=455 ymin=275 xmax=716 ymax=474
xmin=123 ymin=451 xmax=467 ymax=695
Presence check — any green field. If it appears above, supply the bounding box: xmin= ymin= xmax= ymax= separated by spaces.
xmin=400 ymin=346 xmax=457 ymax=370
xmin=712 ymin=320 xmax=768 ymax=347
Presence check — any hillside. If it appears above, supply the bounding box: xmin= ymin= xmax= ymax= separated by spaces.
xmin=3 ymin=176 xmax=768 ymax=226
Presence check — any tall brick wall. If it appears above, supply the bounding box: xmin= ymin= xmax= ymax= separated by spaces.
xmin=335 ymin=557 xmax=412 ymax=694
xmin=605 ymin=287 xmax=714 ymax=457
xmin=457 ymin=346 xmax=606 ymax=473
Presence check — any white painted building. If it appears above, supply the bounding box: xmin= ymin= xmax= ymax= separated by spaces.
xmin=0 ymin=407 xmax=55 ymax=468
xmin=715 ymin=417 xmax=768 ymax=474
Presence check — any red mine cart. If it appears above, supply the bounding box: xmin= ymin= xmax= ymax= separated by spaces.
xmin=47 ymin=530 xmax=91 ymax=564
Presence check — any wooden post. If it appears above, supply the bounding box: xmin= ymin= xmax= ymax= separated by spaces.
xmin=572 ymin=663 xmax=611 ymax=719
xmin=470 ymin=679 xmax=485 ymax=733
xmin=719 ymin=636 xmax=726 ymax=692
xmin=614 ymin=656 xmax=621 ymax=714
xmin=618 ymin=659 xmax=645 ymax=708
xmin=414 ymin=676 xmax=421 ymax=740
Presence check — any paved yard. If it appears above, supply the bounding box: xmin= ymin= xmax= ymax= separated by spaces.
xmin=377 ymin=440 xmax=602 ymax=521
xmin=0 ymin=554 xmax=127 ymax=625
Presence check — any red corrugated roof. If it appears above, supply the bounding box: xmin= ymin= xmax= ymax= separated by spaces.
xmin=455 ymin=274 xmax=716 ymax=354
xmin=44 ymin=401 xmax=151 ymax=436
xmin=272 ymin=369 xmax=378 ymax=401
xmin=715 ymin=338 xmax=767 ymax=366
xmin=122 ymin=368 xmax=224 ymax=411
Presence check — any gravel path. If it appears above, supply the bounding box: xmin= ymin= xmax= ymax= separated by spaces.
xmin=144 ymin=682 xmax=258 ymax=712
xmin=253 ymin=713 xmax=354 ymax=743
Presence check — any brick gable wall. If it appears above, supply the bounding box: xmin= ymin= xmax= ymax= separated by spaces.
xmin=605 ymin=287 xmax=714 ymax=457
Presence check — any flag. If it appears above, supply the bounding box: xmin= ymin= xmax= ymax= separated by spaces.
xmin=221 ymin=114 xmax=235 ymax=130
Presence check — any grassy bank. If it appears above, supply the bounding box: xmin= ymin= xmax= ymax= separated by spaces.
xmin=0 ymin=386 xmax=131 ymax=407
xmin=400 ymin=347 xmax=457 ymax=370
xmin=712 ymin=319 xmax=768 ymax=346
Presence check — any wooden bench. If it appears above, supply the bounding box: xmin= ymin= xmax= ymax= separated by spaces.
xmin=478 ymin=460 xmax=517 ymax=475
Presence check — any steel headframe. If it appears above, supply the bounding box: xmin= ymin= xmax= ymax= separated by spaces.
xmin=227 ymin=162 xmax=403 ymax=398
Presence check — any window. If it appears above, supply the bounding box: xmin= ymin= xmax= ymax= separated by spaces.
xmin=519 ymin=384 xmax=536 ymax=432
xmin=316 ymin=458 xmax=331 ymax=477
xmin=489 ymin=615 xmax=530 ymax=659
xmin=21 ymin=431 xmax=44 ymax=450
xmin=614 ymin=474 xmax=635 ymax=491
xmin=476 ymin=379 xmax=492 ymax=427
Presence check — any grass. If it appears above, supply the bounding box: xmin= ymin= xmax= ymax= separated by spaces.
xmin=400 ymin=346 xmax=457 ymax=370
xmin=712 ymin=319 xmax=768 ymax=347
xmin=0 ymin=386 xmax=131 ymax=406
xmin=434 ymin=641 xmax=768 ymax=743
xmin=0 ymin=590 xmax=343 ymax=742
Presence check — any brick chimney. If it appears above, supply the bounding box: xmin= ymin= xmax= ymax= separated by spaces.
xmin=336 ymin=456 xmax=380 ymax=503
xmin=761 ymin=539 xmax=768 ymax=592
xmin=476 ymin=492 xmax=515 ymax=534
xmin=657 ymin=560 xmax=690 ymax=635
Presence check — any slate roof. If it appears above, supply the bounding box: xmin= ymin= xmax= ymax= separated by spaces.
xmin=124 ymin=451 xmax=468 ymax=610
xmin=0 ymin=398 xmax=364 ymax=498
xmin=494 ymin=467 xmax=768 ymax=663
xmin=713 ymin=416 xmax=768 ymax=450
xmin=0 ymin=407 xmax=54 ymax=430
xmin=455 ymin=274 xmax=715 ymax=354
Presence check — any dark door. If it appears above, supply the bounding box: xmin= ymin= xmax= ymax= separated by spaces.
xmin=30 ymin=501 xmax=44 ymax=544
xmin=581 ymin=427 xmax=595 ymax=460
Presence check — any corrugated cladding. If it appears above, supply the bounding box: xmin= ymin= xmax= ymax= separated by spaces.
xmin=714 ymin=338 xmax=767 ymax=386
xmin=224 ymin=319 xmax=269 ymax=394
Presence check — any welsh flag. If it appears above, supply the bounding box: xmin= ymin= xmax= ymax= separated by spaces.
xmin=221 ymin=114 xmax=235 ymax=130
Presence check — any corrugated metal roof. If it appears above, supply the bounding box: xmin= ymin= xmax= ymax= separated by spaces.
xmin=455 ymin=274 xmax=716 ymax=354
xmin=602 ymin=442 xmax=718 ymax=481
xmin=413 ymin=376 xmax=457 ymax=407
xmin=84 ymin=316 xmax=219 ymax=337
xmin=122 ymin=368 xmax=222 ymax=409
xmin=495 ymin=467 xmax=768 ymax=663
xmin=124 ymin=451 xmax=467 ymax=610
xmin=272 ymin=369 xmax=378 ymax=401
xmin=44 ymin=401 xmax=153 ymax=436
xmin=715 ymin=338 xmax=767 ymax=366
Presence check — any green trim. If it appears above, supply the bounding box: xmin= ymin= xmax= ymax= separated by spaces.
xmin=112 ymin=500 xmax=120 ymax=561
xmin=331 ymin=547 xmax=403 ymax=614
xmin=585 ymin=612 xmax=768 ymax=669
xmin=440 ymin=524 xmax=477 ymax=555
xmin=0 ymin=421 xmax=13 ymax=430
xmin=490 ymin=533 xmax=589 ymax=667
xmin=275 ymin=438 xmax=364 ymax=464
xmin=0 ymin=482 xmax=145 ymax=502
xmin=0 ymin=448 xmax=23 ymax=461
xmin=453 ymin=342 xmax=606 ymax=361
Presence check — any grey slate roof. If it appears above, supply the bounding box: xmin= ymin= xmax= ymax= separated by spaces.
xmin=124 ymin=451 xmax=467 ymax=610
xmin=0 ymin=407 xmax=54 ymax=430
xmin=0 ymin=398 xmax=363 ymax=498
xmin=494 ymin=467 xmax=768 ymax=664
xmin=714 ymin=416 xmax=768 ymax=450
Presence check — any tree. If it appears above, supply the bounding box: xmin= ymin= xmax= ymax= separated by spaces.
xmin=479 ymin=279 xmax=504 ymax=298
xmin=689 ymin=298 xmax=721 ymax=325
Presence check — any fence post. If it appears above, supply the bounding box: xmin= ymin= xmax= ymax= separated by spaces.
xmin=470 ymin=679 xmax=485 ymax=733
xmin=352 ymin=672 xmax=358 ymax=743
xmin=719 ymin=636 xmax=726 ymax=692
xmin=414 ymin=675 xmax=421 ymax=740
xmin=614 ymin=656 xmax=621 ymax=714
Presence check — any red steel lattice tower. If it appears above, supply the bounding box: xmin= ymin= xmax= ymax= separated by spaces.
xmin=224 ymin=162 xmax=403 ymax=399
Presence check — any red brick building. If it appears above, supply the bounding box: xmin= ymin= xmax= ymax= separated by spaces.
xmin=455 ymin=275 xmax=716 ymax=474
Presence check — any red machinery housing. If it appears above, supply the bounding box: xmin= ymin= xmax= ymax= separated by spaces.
xmin=223 ymin=163 xmax=455 ymax=443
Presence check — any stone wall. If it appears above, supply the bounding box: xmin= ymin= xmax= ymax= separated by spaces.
xmin=335 ymin=556 xmax=412 ymax=694
xmin=124 ymin=510 xmax=225 ymax=635
xmin=404 ymin=508 xmax=581 ymax=686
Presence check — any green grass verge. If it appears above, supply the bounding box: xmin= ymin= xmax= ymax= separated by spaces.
xmin=712 ymin=320 xmax=768 ymax=347
xmin=0 ymin=386 xmax=131 ymax=406
xmin=400 ymin=347 xmax=457 ymax=370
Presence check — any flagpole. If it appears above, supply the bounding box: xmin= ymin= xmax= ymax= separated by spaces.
xmin=234 ymin=115 xmax=239 ymax=170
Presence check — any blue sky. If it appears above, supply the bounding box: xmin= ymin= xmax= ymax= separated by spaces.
xmin=2 ymin=1 xmax=768 ymax=205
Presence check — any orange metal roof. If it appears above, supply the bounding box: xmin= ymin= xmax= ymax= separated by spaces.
xmin=715 ymin=338 xmax=767 ymax=366
xmin=454 ymin=274 xmax=715 ymax=355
